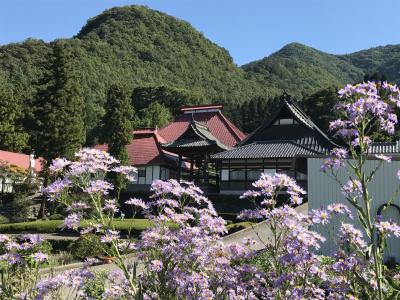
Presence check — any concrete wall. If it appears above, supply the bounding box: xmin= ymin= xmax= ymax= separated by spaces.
xmin=308 ymin=158 xmax=400 ymax=262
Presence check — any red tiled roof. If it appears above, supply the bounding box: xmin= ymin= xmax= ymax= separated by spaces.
xmin=158 ymin=111 xmax=246 ymax=147
xmin=95 ymin=130 xmax=174 ymax=167
xmin=0 ymin=150 xmax=44 ymax=172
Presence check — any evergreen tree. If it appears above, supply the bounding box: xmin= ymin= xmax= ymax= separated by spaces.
xmin=0 ymin=77 xmax=29 ymax=152
xmin=132 ymin=85 xmax=205 ymax=119
xmin=101 ymin=84 xmax=134 ymax=195
xmin=302 ymin=86 xmax=340 ymax=133
xmin=32 ymin=40 xmax=86 ymax=162
xmin=139 ymin=102 xmax=173 ymax=128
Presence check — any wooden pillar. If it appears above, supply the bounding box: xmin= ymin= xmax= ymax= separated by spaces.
xmin=190 ymin=158 xmax=194 ymax=181
xmin=204 ymin=154 xmax=208 ymax=184
xmin=178 ymin=154 xmax=182 ymax=182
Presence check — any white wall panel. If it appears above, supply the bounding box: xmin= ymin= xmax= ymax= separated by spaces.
xmin=308 ymin=158 xmax=400 ymax=261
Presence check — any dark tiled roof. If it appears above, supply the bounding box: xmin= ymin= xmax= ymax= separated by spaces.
xmin=369 ymin=141 xmax=400 ymax=154
xmin=210 ymin=141 xmax=325 ymax=160
xmin=240 ymin=94 xmax=337 ymax=150
xmin=161 ymin=121 xmax=231 ymax=151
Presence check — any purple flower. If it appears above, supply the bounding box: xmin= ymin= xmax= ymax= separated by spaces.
xmin=341 ymin=180 xmax=363 ymax=198
xmin=101 ymin=230 xmax=119 ymax=243
xmin=49 ymin=157 xmax=71 ymax=173
xmin=69 ymin=202 xmax=91 ymax=211
xmin=0 ymin=234 xmax=10 ymax=243
xmin=125 ymin=197 xmax=149 ymax=210
xmin=61 ymin=213 xmax=81 ymax=230
xmin=327 ymin=203 xmax=353 ymax=219
xmin=331 ymin=148 xmax=348 ymax=159
xmin=240 ymin=190 xmax=261 ymax=199
xmin=111 ymin=166 xmax=137 ymax=182
xmin=311 ymin=209 xmax=330 ymax=225
xmin=32 ymin=251 xmax=48 ymax=263
xmin=84 ymin=180 xmax=114 ymax=195
xmin=375 ymin=154 xmax=392 ymax=162
xmin=339 ymin=223 xmax=367 ymax=250
xmin=43 ymin=178 xmax=72 ymax=201
xmin=149 ymin=259 xmax=163 ymax=272
xmin=102 ymin=199 xmax=119 ymax=214
xmin=375 ymin=220 xmax=400 ymax=237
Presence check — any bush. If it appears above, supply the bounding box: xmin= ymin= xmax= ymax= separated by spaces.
xmin=9 ymin=193 xmax=34 ymax=221
xmin=0 ymin=220 xmax=63 ymax=233
xmin=69 ymin=234 xmax=107 ymax=261
xmin=48 ymin=239 xmax=74 ymax=252
xmin=48 ymin=214 xmax=64 ymax=220
xmin=0 ymin=214 xmax=9 ymax=224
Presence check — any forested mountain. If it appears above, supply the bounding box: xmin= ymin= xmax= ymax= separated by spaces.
xmin=0 ymin=5 xmax=275 ymax=145
xmin=243 ymin=42 xmax=400 ymax=99
xmin=1 ymin=5 xmax=400 ymax=150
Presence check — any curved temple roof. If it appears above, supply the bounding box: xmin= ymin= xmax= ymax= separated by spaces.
xmin=212 ymin=93 xmax=337 ymax=161
xmin=161 ymin=120 xmax=232 ymax=152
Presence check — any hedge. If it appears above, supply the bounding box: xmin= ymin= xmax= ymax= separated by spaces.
xmin=0 ymin=219 xmax=152 ymax=235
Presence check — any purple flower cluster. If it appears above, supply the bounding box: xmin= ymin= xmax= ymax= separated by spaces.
xmin=132 ymin=179 xmax=263 ymax=299
xmin=331 ymin=82 xmax=400 ymax=147
xmin=35 ymin=266 xmax=94 ymax=299
xmin=241 ymin=172 xmax=306 ymax=208
xmin=84 ymin=179 xmax=114 ymax=195
xmin=375 ymin=220 xmax=400 ymax=237
xmin=321 ymin=148 xmax=348 ymax=172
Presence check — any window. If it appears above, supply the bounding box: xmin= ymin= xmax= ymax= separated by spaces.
xmin=247 ymin=169 xmax=263 ymax=181
xmin=221 ymin=169 xmax=229 ymax=181
xmin=138 ymin=168 xmax=146 ymax=184
xmin=160 ymin=167 xmax=169 ymax=180
xmin=138 ymin=169 xmax=146 ymax=177
xmin=230 ymin=169 xmax=246 ymax=181
xmin=263 ymin=168 xmax=276 ymax=175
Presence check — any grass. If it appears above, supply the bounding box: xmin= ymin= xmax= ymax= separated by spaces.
xmin=0 ymin=219 xmax=152 ymax=234
xmin=226 ymin=221 xmax=253 ymax=234
xmin=0 ymin=218 xmax=252 ymax=235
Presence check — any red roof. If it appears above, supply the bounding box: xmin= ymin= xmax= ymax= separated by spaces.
xmin=95 ymin=130 xmax=173 ymax=167
xmin=95 ymin=106 xmax=245 ymax=168
xmin=0 ymin=150 xmax=44 ymax=172
xmin=158 ymin=110 xmax=246 ymax=147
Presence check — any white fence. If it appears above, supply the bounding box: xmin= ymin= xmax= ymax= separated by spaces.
xmin=307 ymin=158 xmax=400 ymax=262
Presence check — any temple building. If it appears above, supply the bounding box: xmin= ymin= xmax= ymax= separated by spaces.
xmin=210 ymin=94 xmax=338 ymax=193
xmin=96 ymin=104 xmax=246 ymax=192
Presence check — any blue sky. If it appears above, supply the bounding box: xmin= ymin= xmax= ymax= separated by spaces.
xmin=1 ymin=0 xmax=400 ymax=65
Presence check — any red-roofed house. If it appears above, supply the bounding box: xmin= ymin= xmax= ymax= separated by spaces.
xmin=96 ymin=129 xmax=187 ymax=191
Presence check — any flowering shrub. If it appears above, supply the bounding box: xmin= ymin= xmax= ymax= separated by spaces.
xmin=30 ymin=149 xmax=262 ymax=299
xmin=321 ymin=81 xmax=400 ymax=299
xmin=134 ymin=179 xmax=264 ymax=299
xmin=0 ymin=234 xmax=51 ymax=299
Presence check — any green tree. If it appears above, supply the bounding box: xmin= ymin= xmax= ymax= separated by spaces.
xmin=32 ymin=40 xmax=86 ymax=162
xmin=302 ymin=86 xmax=340 ymax=133
xmin=0 ymin=77 xmax=29 ymax=152
xmin=31 ymin=40 xmax=86 ymax=219
xmin=132 ymin=85 xmax=205 ymax=119
xmin=101 ymin=84 xmax=134 ymax=195
xmin=139 ymin=102 xmax=173 ymax=128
